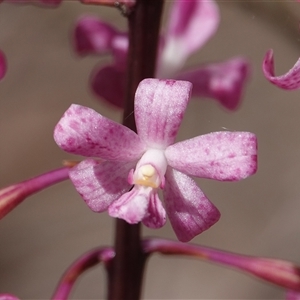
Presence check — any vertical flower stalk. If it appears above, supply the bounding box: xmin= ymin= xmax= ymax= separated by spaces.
xmin=107 ymin=1 xmax=164 ymax=299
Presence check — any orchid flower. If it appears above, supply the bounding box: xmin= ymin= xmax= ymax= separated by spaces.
xmin=54 ymin=78 xmax=257 ymax=242
xmin=74 ymin=0 xmax=250 ymax=110
xmin=263 ymin=49 xmax=300 ymax=90
xmin=0 ymin=50 xmax=7 ymax=80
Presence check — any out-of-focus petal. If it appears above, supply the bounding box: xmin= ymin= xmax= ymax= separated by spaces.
xmin=69 ymin=159 xmax=133 ymax=212
xmin=165 ymin=131 xmax=257 ymax=181
xmin=74 ymin=16 xmax=117 ymax=55
xmin=0 ymin=295 xmax=20 ymax=300
xmin=80 ymin=0 xmax=135 ymax=7
xmin=6 ymin=0 xmax=62 ymax=6
xmin=263 ymin=49 xmax=300 ymax=89
xmin=286 ymin=290 xmax=300 ymax=300
xmin=108 ymin=187 xmax=149 ymax=224
xmin=91 ymin=64 xmax=125 ymax=108
xmin=142 ymin=191 xmax=166 ymax=228
xmin=54 ymin=104 xmax=145 ymax=161
xmin=74 ymin=15 xmax=128 ymax=65
xmin=158 ymin=0 xmax=219 ymax=77
xmin=39 ymin=0 xmax=62 ymax=5
xmin=0 ymin=50 xmax=7 ymax=81
xmin=135 ymin=79 xmax=192 ymax=149
xmin=163 ymin=168 xmax=220 ymax=242
xmin=178 ymin=57 xmax=250 ymax=110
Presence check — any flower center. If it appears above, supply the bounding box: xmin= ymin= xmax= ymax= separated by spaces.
xmin=134 ymin=164 xmax=159 ymax=188
xmin=128 ymin=148 xmax=168 ymax=189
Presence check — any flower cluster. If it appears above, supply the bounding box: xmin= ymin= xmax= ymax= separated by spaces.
xmin=54 ymin=78 xmax=257 ymax=242
xmin=74 ymin=0 xmax=250 ymax=110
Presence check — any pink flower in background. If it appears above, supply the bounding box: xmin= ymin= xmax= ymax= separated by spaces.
xmin=4 ymin=0 xmax=62 ymax=6
xmin=0 ymin=294 xmax=19 ymax=300
xmin=74 ymin=0 xmax=250 ymax=110
xmin=80 ymin=0 xmax=135 ymax=7
xmin=285 ymin=290 xmax=300 ymax=300
xmin=54 ymin=79 xmax=257 ymax=242
xmin=287 ymin=290 xmax=300 ymax=300
xmin=263 ymin=49 xmax=300 ymax=90
xmin=0 ymin=50 xmax=6 ymax=80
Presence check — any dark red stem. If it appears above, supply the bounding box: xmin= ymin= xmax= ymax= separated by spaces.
xmin=107 ymin=1 xmax=164 ymax=299
xmin=52 ymin=247 xmax=114 ymax=300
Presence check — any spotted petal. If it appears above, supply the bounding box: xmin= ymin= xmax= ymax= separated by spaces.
xmin=164 ymin=168 xmax=220 ymax=242
xmin=54 ymin=104 xmax=145 ymax=161
xmin=108 ymin=187 xmax=149 ymax=224
xmin=142 ymin=192 xmax=166 ymax=229
xmin=263 ymin=49 xmax=300 ymax=89
xmin=69 ymin=159 xmax=133 ymax=212
xmin=165 ymin=131 xmax=257 ymax=181
xmin=158 ymin=0 xmax=219 ymax=77
xmin=178 ymin=57 xmax=250 ymax=110
xmin=135 ymin=79 xmax=192 ymax=148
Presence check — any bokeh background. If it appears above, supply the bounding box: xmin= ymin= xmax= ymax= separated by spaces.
xmin=1 ymin=1 xmax=300 ymax=299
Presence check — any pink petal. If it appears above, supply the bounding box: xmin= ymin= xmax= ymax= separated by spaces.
xmin=134 ymin=79 xmax=192 ymax=148
xmin=91 ymin=64 xmax=125 ymax=108
xmin=0 ymin=50 xmax=7 ymax=81
xmin=263 ymin=49 xmax=300 ymax=89
xmin=69 ymin=159 xmax=133 ymax=212
xmin=54 ymin=104 xmax=145 ymax=161
xmin=108 ymin=187 xmax=149 ymax=224
xmin=177 ymin=57 xmax=250 ymax=110
xmin=0 ymin=295 xmax=20 ymax=300
xmin=286 ymin=291 xmax=300 ymax=300
xmin=73 ymin=15 xmax=128 ymax=64
xmin=39 ymin=0 xmax=62 ymax=5
xmin=6 ymin=0 xmax=62 ymax=6
xmin=80 ymin=0 xmax=135 ymax=7
xmin=158 ymin=0 xmax=219 ymax=76
xmin=165 ymin=131 xmax=257 ymax=181
xmin=142 ymin=192 xmax=166 ymax=229
xmin=164 ymin=168 xmax=220 ymax=242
